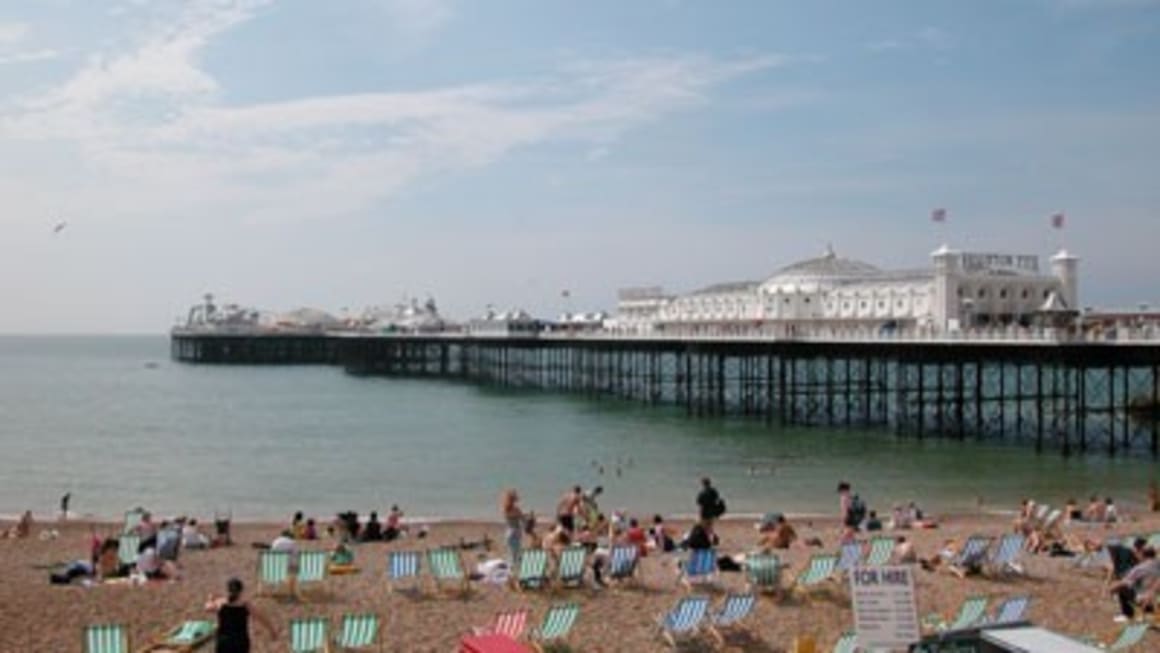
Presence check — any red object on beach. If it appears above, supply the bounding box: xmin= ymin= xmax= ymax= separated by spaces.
xmin=459 ymin=633 xmax=533 ymax=653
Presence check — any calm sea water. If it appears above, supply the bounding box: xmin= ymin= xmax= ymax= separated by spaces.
xmin=0 ymin=336 xmax=1155 ymax=522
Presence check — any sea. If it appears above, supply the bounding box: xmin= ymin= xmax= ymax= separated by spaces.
xmin=0 ymin=335 xmax=1155 ymax=523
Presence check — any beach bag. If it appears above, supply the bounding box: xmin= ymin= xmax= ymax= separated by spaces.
xmin=714 ymin=497 xmax=727 ymax=518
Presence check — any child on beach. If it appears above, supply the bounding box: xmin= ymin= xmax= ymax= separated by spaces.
xmin=205 ymin=578 xmax=276 ymax=653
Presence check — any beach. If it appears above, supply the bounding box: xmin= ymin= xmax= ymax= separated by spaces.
xmin=4 ymin=511 xmax=1159 ymax=652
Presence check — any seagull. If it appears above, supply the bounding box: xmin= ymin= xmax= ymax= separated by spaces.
xmin=52 ymin=221 xmax=67 ymax=234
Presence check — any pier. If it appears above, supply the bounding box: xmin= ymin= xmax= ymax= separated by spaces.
xmin=171 ymin=331 xmax=1160 ymax=457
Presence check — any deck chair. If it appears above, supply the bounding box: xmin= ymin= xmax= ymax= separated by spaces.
xmin=296 ymin=551 xmax=329 ymax=597
xmin=289 ymin=617 xmax=328 ymax=653
xmin=925 ymin=595 xmax=988 ymax=632
xmin=122 ymin=509 xmax=146 ymax=535
xmin=606 ymin=543 xmax=639 ymax=584
xmin=745 ymin=554 xmax=782 ymax=594
xmin=514 ymin=548 xmax=550 ymax=590
xmin=793 ymin=554 xmax=837 ymax=598
xmin=658 ymin=595 xmax=710 ymax=649
xmin=707 ymin=593 xmax=756 ymax=645
xmin=473 ymin=609 xmax=530 ymax=639
xmin=1106 ymin=622 xmax=1151 ymax=651
xmin=1040 ymin=509 xmax=1063 ymax=535
xmin=84 ymin=623 xmax=130 ymax=653
xmin=987 ymin=595 xmax=1031 ymax=626
xmin=835 ymin=542 xmax=864 ymax=575
xmin=139 ymin=620 xmax=215 ymax=652
xmin=678 ymin=548 xmax=718 ymax=589
xmin=335 ymin=613 xmax=380 ymax=652
xmin=865 ymin=536 xmax=895 ymax=567
xmin=117 ymin=535 xmax=141 ymax=568
xmin=831 ymin=631 xmax=856 ymax=653
xmin=987 ymin=533 xmax=1026 ymax=576
xmin=528 ymin=603 xmax=580 ymax=652
xmin=427 ymin=547 xmax=468 ymax=594
xmin=1146 ymin=532 xmax=1160 ymax=550
xmin=556 ymin=545 xmax=587 ymax=587
xmin=1031 ymin=504 xmax=1050 ymax=527
xmin=257 ymin=550 xmax=291 ymax=596
xmin=947 ymin=535 xmax=993 ymax=577
xmin=386 ymin=550 xmax=422 ymax=593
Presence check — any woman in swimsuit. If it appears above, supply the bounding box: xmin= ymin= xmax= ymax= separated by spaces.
xmin=205 ymin=578 xmax=275 ymax=653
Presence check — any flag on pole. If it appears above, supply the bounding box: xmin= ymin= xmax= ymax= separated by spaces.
xmin=931 ymin=208 xmax=947 ymax=223
xmin=1050 ymin=212 xmax=1065 ymax=229
xmin=561 ymin=289 xmax=571 ymax=298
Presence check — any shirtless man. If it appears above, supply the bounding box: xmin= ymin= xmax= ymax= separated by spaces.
xmin=556 ymin=486 xmax=583 ymax=533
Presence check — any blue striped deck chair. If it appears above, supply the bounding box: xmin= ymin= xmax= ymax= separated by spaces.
xmin=427 ymin=547 xmax=468 ymax=594
xmin=528 ymin=603 xmax=580 ymax=652
xmin=1107 ymin=622 xmax=1151 ymax=651
xmin=84 ymin=623 xmax=129 ymax=653
xmin=117 ymin=535 xmax=140 ymax=568
xmin=1074 ymin=538 xmax=1117 ymax=571
xmin=515 ymin=548 xmax=550 ymax=591
xmin=707 ymin=593 xmax=756 ymax=645
xmin=658 ymin=594 xmax=709 ymax=648
xmin=987 ymin=533 xmax=1026 ymax=576
xmin=297 ymin=551 xmax=329 ymax=596
xmin=556 ymin=545 xmax=587 ymax=588
xmin=835 ymin=541 xmax=864 ymax=575
xmin=745 ymin=554 xmax=782 ymax=595
xmin=335 ymin=613 xmax=381 ymax=652
xmin=678 ymin=548 xmax=718 ymax=589
xmin=987 ymin=595 xmax=1031 ymax=626
xmin=947 ymin=535 xmax=993 ymax=578
xmin=794 ymin=554 xmax=837 ymax=599
xmin=387 ymin=550 xmax=422 ymax=593
xmin=607 ymin=543 xmax=639 ymax=584
xmin=865 ymin=536 xmax=895 ymax=567
xmin=289 ymin=617 xmax=328 ymax=653
xmin=924 ymin=595 xmax=988 ymax=632
xmin=257 ymin=550 xmax=291 ymax=596
xmin=832 ymin=631 xmax=856 ymax=653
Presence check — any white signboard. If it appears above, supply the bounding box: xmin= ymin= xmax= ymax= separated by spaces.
xmin=850 ymin=565 xmax=920 ymax=650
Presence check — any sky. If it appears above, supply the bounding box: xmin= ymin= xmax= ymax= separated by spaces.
xmin=0 ymin=0 xmax=1158 ymax=333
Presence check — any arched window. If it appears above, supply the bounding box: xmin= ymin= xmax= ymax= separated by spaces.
xmin=978 ymin=288 xmax=987 ymax=298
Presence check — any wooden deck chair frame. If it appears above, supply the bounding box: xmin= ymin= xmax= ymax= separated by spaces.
xmin=334 ymin=612 xmax=382 ymax=653
xmin=289 ymin=617 xmax=330 ymax=653
xmin=84 ymin=623 xmax=131 ymax=653
xmin=707 ymin=593 xmax=756 ymax=646
xmin=514 ymin=548 xmax=550 ymax=592
xmin=555 ymin=545 xmax=587 ymax=588
xmin=295 ymin=550 xmax=329 ymax=601
xmin=745 ymin=554 xmax=783 ymax=596
xmin=793 ymin=554 xmax=838 ymax=603
xmin=256 ymin=550 xmax=292 ymax=598
xmin=657 ymin=595 xmax=710 ymax=649
xmin=606 ymin=543 xmax=640 ymax=587
xmin=529 ymin=603 xmax=580 ymax=653
xmin=678 ymin=548 xmax=718 ymax=590
xmin=426 ymin=547 xmax=469 ymax=596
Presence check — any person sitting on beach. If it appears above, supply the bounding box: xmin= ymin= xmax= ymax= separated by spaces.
xmin=183 ymin=519 xmax=210 ymax=550
xmin=1109 ymin=547 xmax=1160 ymax=622
xmin=330 ymin=540 xmax=355 ymax=566
xmin=624 ymin=518 xmax=648 ymax=557
xmin=576 ymin=513 xmax=610 ymax=548
xmin=1013 ymin=499 xmax=1035 ymax=534
xmin=301 ymin=518 xmax=316 ymax=540
xmin=1085 ymin=495 xmax=1107 ymax=522
xmin=1106 ymin=537 xmax=1148 ymax=585
xmin=1065 ymin=498 xmax=1080 ymax=525
xmin=866 ymin=511 xmax=883 ymax=531
xmin=556 ymin=486 xmax=583 ymax=533
xmin=894 ymin=536 xmax=917 ymax=564
xmin=384 ymin=505 xmax=407 ymax=541
xmin=650 ymin=515 xmax=675 ymax=553
xmin=683 ymin=519 xmax=716 ymax=551
xmin=157 ymin=520 xmax=182 ymax=562
xmin=291 ymin=511 xmax=306 ymax=540
xmin=136 ymin=546 xmax=179 ymax=580
xmin=757 ymin=514 xmax=797 ymax=551
xmin=136 ymin=511 xmax=158 ymax=541
xmin=541 ymin=523 xmax=572 ymax=555
xmin=920 ymin=539 xmax=958 ymax=572
xmin=15 ymin=510 xmax=34 ymax=538
xmin=361 ymin=512 xmax=382 ymax=542
xmin=1105 ymin=497 xmax=1119 ymax=523
xmin=205 ymin=578 xmax=276 ymax=653
xmin=50 ymin=539 xmax=123 ymax=584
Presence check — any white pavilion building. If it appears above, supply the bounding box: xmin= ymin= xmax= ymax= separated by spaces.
xmin=613 ymin=245 xmax=1079 ymax=337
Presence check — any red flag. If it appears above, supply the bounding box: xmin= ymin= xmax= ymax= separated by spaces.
xmin=1051 ymin=212 xmax=1065 ymax=229
xmin=931 ymin=208 xmax=947 ymax=223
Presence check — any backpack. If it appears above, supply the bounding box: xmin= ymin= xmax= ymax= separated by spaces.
xmin=714 ymin=497 xmax=727 ymax=518
xmin=848 ymin=495 xmax=867 ymax=525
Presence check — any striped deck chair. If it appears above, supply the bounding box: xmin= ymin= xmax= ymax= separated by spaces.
xmin=289 ymin=617 xmax=328 ymax=653
xmin=987 ymin=533 xmax=1026 ymax=576
xmin=257 ymin=550 xmax=291 ymax=596
xmin=117 ymin=535 xmax=140 ymax=567
xmin=924 ymin=595 xmax=988 ymax=632
xmin=1030 ymin=503 xmax=1049 ymax=527
xmin=556 ymin=545 xmax=587 ymax=587
xmin=745 ymin=554 xmax=782 ymax=594
xmin=1074 ymin=538 xmax=1117 ymax=571
xmin=835 ymin=542 xmax=864 ymax=575
xmin=528 ymin=603 xmax=580 ymax=652
xmin=987 ymin=595 xmax=1031 ymax=626
xmin=473 ymin=609 xmax=530 ymax=639
xmin=947 ymin=535 xmax=993 ymax=577
xmin=607 ymin=543 xmax=639 ymax=584
xmin=1041 ymin=509 xmax=1063 ymax=534
xmin=122 ymin=509 xmax=145 ymax=535
xmin=658 ymin=595 xmax=710 ymax=648
xmin=793 ymin=554 xmax=837 ymax=598
xmin=1107 ymin=622 xmax=1151 ymax=651
xmin=84 ymin=623 xmax=129 ymax=653
xmin=515 ymin=548 xmax=550 ymax=590
xmin=297 ymin=551 xmax=329 ymax=596
xmin=335 ymin=613 xmax=380 ymax=652
xmin=678 ymin=548 xmax=718 ymax=589
xmin=831 ymin=631 xmax=856 ymax=653
xmin=707 ymin=593 xmax=756 ymax=644
xmin=387 ymin=550 xmax=422 ymax=593
xmin=865 ymin=536 xmax=896 ymax=567
xmin=1147 ymin=532 xmax=1160 ymax=549
xmin=427 ymin=547 xmax=468 ymax=594
xmin=140 ymin=620 xmax=215 ymax=652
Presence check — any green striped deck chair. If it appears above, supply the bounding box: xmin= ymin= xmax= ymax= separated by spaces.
xmin=152 ymin=620 xmax=215 ymax=651
xmin=832 ymin=631 xmax=856 ymax=653
xmin=290 ymin=617 xmax=328 ymax=653
xmin=1107 ymin=622 xmax=1150 ymax=651
xmin=257 ymin=550 xmax=291 ymax=595
xmin=117 ymin=535 xmax=140 ymax=567
xmin=335 ymin=613 xmax=380 ymax=652
xmin=865 ymin=536 xmax=895 ymax=567
xmin=924 ymin=595 xmax=988 ymax=632
xmin=427 ymin=547 xmax=468 ymax=594
xmin=556 ymin=545 xmax=587 ymax=587
xmin=529 ymin=603 xmax=580 ymax=651
xmin=298 ymin=551 xmax=329 ymax=584
xmin=387 ymin=550 xmax=422 ymax=593
xmin=84 ymin=623 xmax=129 ymax=653
xmin=793 ymin=554 xmax=837 ymax=597
xmin=122 ymin=509 xmax=145 ymax=535
xmin=745 ymin=554 xmax=782 ymax=594
xmin=515 ymin=548 xmax=550 ymax=590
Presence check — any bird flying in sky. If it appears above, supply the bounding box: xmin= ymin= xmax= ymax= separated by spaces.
xmin=52 ymin=221 xmax=67 ymax=234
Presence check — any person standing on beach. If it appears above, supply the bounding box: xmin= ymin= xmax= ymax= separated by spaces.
xmin=500 ymin=489 xmax=525 ymax=564
xmin=696 ymin=477 xmax=725 ymax=524
xmin=206 ymin=578 xmax=275 ymax=653
xmin=60 ymin=492 xmax=71 ymax=521
xmin=556 ymin=486 xmax=583 ymax=533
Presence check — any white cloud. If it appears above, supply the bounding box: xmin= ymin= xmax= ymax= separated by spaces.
xmin=373 ymin=0 xmax=456 ymax=46
xmin=866 ymin=27 xmax=955 ymax=54
xmin=0 ymin=22 xmax=29 ymax=45
xmin=0 ymin=49 xmax=58 ymax=65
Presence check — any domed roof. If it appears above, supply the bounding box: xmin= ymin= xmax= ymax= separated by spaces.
xmin=760 ymin=246 xmax=882 ymax=292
